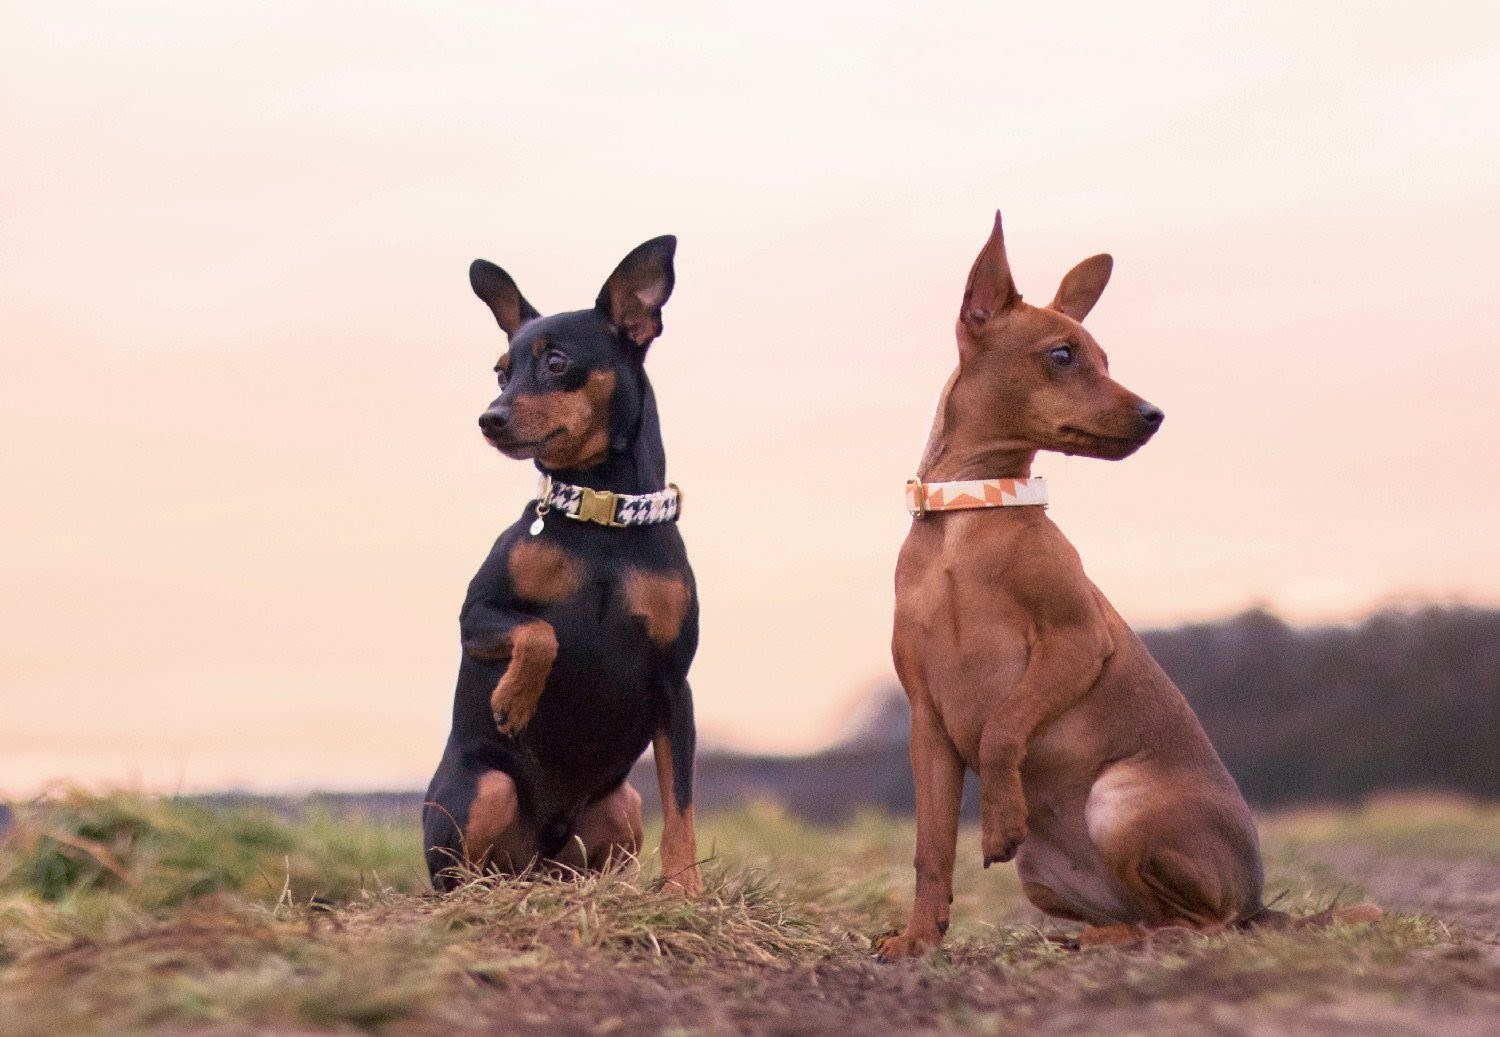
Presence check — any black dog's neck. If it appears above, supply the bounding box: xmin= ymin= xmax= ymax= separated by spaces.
xmin=536 ymin=376 xmax=668 ymax=496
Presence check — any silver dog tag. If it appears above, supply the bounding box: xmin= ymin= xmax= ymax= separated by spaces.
xmin=529 ymin=516 xmax=545 ymax=536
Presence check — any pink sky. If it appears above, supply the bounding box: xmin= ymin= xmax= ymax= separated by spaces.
xmin=3 ymin=3 xmax=1498 ymax=793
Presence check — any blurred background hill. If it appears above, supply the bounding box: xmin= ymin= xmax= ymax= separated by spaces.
xmin=169 ymin=604 xmax=1500 ymax=825
xmin=632 ymin=604 xmax=1500 ymax=820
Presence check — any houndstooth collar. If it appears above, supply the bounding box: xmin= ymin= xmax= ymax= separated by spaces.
xmin=533 ymin=473 xmax=682 ymax=529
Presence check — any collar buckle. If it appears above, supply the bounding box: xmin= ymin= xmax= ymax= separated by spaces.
xmin=571 ymin=487 xmax=621 ymax=526
xmin=906 ymin=478 xmax=928 ymax=518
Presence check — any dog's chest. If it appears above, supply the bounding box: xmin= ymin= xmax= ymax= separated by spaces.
xmin=929 ymin=629 xmax=1031 ymax=762
xmin=499 ymin=529 xmax=695 ymax=775
xmin=894 ymin=526 xmax=1034 ymax=762
xmin=506 ymin=528 xmax=694 ymax=666
xmin=897 ymin=589 xmax=1030 ymax=763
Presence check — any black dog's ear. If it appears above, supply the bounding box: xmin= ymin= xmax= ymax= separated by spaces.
xmin=470 ymin=259 xmax=540 ymax=335
xmin=596 ymin=236 xmax=676 ymax=348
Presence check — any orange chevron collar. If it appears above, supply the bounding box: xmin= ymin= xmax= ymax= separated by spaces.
xmin=905 ymin=476 xmax=1048 ymax=517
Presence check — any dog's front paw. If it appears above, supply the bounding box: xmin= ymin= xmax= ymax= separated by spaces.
xmin=659 ymin=865 xmax=703 ymax=896
xmin=874 ymin=927 xmax=942 ymax=962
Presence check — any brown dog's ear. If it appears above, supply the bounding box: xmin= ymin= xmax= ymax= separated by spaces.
xmin=1049 ymin=254 xmax=1113 ymax=322
xmin=470 ymin=260 xmax=540 ymax=336
xmin=597 ymin=235 xmax=676 ymax=348
xmin=961 ymin=211 xmax=1020 ymax=328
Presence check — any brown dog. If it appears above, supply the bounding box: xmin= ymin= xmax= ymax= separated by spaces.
xmin=878 ymin=212 xmax=1268 ymax=958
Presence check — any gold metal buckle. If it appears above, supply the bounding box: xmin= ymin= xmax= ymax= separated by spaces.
xmin=571 ymin=487 xmax=620 ymax=526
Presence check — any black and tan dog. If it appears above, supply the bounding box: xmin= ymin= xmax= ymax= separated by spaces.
xmin=423 ymin=236 xmax=702 ymax=894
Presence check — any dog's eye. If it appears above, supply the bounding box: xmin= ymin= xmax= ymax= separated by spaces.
xmin=544 ymin=350 xmax=570 ymax=377
xmin=1049 ymin=345 xmax=1075 ymax=368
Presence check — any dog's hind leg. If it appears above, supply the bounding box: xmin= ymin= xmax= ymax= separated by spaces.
xmin=554 ymin=780 xmax=644 ymax=872
xmin=1085 ymin=761 xmax=1263 ymax=929
xmin=436 ymin=768 xmax=540 ymax=883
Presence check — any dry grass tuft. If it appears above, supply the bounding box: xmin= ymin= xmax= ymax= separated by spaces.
xmin=1 ymin=791 xmax=1497 ymax=1035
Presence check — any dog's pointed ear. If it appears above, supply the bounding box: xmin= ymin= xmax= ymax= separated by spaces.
xmin=470 ymin=259 xmax=540 ymax=336
xmin=961 ymin=211 xmax=1020 ymax=329
xmin=596 ymin=235 xmax=676 ymax=348
xmin=1050 ymin=254 xmax=1113 ymax=322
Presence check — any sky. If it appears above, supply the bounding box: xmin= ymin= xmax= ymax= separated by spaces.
xmin=2 ymin=2 xmax=1498 ymax=794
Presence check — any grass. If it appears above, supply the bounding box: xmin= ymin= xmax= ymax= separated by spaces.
xmin=0 ymin=791 xmax=1496 ymax=1035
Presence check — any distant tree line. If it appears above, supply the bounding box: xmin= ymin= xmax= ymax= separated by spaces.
xmin=1142 ymin=606 xmax=1500 ymax=806
xmin=817 ymin=605 xmax=1500 ymax=813
xmin=129 ymin=605 xmax=1500 ymax=826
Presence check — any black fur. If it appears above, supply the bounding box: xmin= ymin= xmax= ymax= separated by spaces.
xmin=423 ymin=238 xmax=697 ymax=888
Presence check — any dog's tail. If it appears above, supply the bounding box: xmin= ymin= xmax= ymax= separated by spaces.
xmin=1240 ymin=902 xmax=1384 ymax=930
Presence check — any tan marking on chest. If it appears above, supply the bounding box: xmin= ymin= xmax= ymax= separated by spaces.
xmin=623 ymin=569 xmax=690 ymax=646
xmin=508 ymin=539 xmax=583 ymax=602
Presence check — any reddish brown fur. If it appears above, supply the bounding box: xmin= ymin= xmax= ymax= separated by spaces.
xmin=1022 ymin=880 xmax=1092 ymax=924
xmin=877 ymin=212 xmax=1266 ymax=961
xmin=623 ymin=569 xmax=691 ymax=647
xmin=504 ymin=369 xmax=616 ymax=471
xmin=489 ymin=618 xmax=558 ymax=735
xmin=652 ymin=731 xmax=702 ymax=894
xmin=508 ymin=539 xmax=584 ymax=604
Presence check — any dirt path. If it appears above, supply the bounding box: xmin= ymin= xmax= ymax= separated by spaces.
xmin=447 ymin=937 xmax=1500 ymax=1037
xmin=1309 ymin=844 xmax=1500 ymax=940
xmin=434 ymin=848 xmax=1500 ymax=1037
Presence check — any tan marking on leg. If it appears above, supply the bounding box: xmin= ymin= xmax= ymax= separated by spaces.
xmin=508 ymin=539 xmax=583 ymax=603
xmin=652 ymin=731 xmax=702 ymax=894
xmin=623 ymin=570 xmax=691 ymax=646
xmin=489 ymin=618 xmax=558 ymax=734
xmin=555 ymin=782 xmax=644 ymax=871
xmin=464 ymin=770 xmax=520 ymax=871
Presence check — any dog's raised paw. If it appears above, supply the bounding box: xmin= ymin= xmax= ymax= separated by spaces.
xmin=982 ymin=833 xmax=1025 ymax=868
xmin=492 ymin=706 xmax=534 ymax=736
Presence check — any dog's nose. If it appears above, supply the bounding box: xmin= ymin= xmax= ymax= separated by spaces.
xmin=478 ymin=407 xmax=510 ymax=434
xmin=1137 ymin=402 xmax=1165 ymax=429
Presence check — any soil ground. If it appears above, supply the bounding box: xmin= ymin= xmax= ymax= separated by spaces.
xmin=1 ymin=793 xmax=1497 ymax=1036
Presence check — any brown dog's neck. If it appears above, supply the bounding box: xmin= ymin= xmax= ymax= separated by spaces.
xmin=918 ymin=442 xmax=1035 ymax=482
xmin=916 ymin=371 xmax=1037 ymax=481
